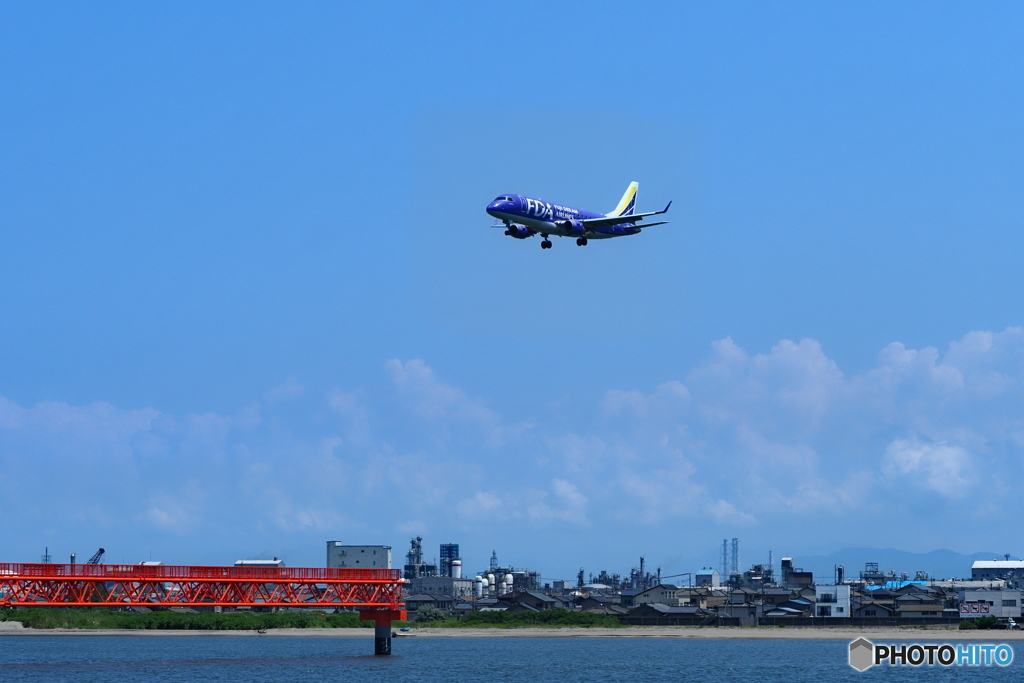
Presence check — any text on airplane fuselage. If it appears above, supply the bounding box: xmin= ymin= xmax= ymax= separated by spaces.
xmin=523 ymin=198 xmax=579 ymax=221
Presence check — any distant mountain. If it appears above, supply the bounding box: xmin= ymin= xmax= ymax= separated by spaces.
xmin=792 ymin=548 xmax=1019 ymax=582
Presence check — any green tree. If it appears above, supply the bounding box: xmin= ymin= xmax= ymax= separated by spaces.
xmin=415 ymin=605 xmax=449 ymax=623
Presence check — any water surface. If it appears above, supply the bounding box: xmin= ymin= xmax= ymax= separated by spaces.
xmin=1 ymin=635 xmax=1018 ymax=681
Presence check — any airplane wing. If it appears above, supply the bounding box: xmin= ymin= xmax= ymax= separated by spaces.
xmin=579 ymin=201 xmax=672 ymax=229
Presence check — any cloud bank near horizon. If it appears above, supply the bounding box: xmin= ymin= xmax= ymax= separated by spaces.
xmin=2 ymin=328 xmax=1022 ymax=568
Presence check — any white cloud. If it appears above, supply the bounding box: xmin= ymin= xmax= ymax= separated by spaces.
xmin=327 ymin=390 xmax=370 ymax=443
xmin=264 ymin=378 xmax=305 ymax=404
xmin=883 ymin=436 xmax=976 ymax=498
xmin=543 ymin=432 xmax=608 ymax=472
xmin=385 ymin=358 xmax=496 ymax=424
xmin=602 ymin=380 xmax=690 ymax=421
xmin=143 ymin=502 xmax=199 ymax=534
xmin=384 ymin=358 xmax=508 ymax=448
xmin=527 ymin=479 xmax=590 ymax=526
xmin=708 ymin=499 xmax=757 ymax=526
xmin=455 ymin=490 xmax=503 ymax=519
xmin=5 ymin=327 xmax=1024 ymax=569
xmin=396 ymin=519 xmax=428 ymax=535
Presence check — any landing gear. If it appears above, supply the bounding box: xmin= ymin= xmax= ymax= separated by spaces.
xmin=576 ymin=237 xmax=588 ymax=246
xmin=540 ymin=235 xmax=552 ymax=249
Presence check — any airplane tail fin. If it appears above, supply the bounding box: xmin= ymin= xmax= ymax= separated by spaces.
xmin=608 ymin=181 xmax=639 ymax=217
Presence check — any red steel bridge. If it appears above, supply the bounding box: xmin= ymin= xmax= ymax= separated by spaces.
xmin=0 ymin=562 xmax=407 ymax=654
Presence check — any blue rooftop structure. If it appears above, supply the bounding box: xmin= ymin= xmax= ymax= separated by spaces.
xmin=865 ymin=580 xmax=928 ymax=591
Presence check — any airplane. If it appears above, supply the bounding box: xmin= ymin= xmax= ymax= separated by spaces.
xmin=486 ymin=182 xmax=671 ymax=249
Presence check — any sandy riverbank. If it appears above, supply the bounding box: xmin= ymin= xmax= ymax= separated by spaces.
xmin=2 ymin=622 xmax=1022 ymax=640
xmin=403 ymin=627 xmax=1024 ymax=641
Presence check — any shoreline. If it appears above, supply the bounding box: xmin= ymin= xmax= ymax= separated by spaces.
xmin=3 ymin=623 xmax=1023 ymax=640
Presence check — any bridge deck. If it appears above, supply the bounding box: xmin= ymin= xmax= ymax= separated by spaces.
xmin=0 ymin=563 xmax=406 ymax=609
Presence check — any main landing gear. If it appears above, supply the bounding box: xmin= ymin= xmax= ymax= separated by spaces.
xmin=540 ymin=235 xmax=552 ymax=249
xmin=576 ymin=237 xmax=588 ymax=246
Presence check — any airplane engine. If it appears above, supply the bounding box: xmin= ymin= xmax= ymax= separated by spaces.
xmin=505 ymin=225 xmax=531 ymax=239
xmin=558 ymin=220 xmax=586 ymax=236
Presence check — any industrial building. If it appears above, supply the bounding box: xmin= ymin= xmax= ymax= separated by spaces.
xmin=695 ymin=567 xmax=721 ymax=588
xmin=407 ymin=575 xmax=475 ymax=598
xmin=439 ymin=543 xmax=460 ymax=578
xmin=958 ymin=588 xmax=1022 ymax=619
xmin=403 ymin=536 xmax=437 ymax=580
xmin=235 ymin=558 xmax=285 ymax=568
xmin=780 ymin=557 xmax=813 ymax=588
xmin=971 ymin=560 xmax=1024 ymax=583
xmin=326 ymin=542 xmax=391 ymax=569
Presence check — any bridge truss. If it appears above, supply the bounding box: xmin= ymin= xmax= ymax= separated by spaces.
xmin=0 ymin=562 xmax=407 ymax=654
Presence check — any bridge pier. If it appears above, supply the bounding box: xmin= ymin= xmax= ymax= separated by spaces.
xmin=360 ymin=609 xmax=407 ymax=656
xmin=375 ymin=624 xmax=392 ymax=655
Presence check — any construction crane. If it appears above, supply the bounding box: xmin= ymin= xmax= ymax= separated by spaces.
xmin=86 ymin=548 xmax=105 ymax=565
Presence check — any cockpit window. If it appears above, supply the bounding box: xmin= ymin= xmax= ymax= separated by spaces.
xmin=494 ymin=196 xmax=513 ymax=202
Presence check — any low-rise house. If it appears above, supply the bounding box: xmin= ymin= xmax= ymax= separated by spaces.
xmin=627 ymin=603 xmax=708 ymax=621
xmin=895 ymin=603 xmax=948 ymax=619
xmin=865 ymin=587 xmax=898 ymax=598
xmin=797 ymin=587 xmax=817 ymax=602
xmin=404 ymin=593 xmax=459 ymax=614
xmin=621 ymin=584 xmax=683 ymax=608
xmin=551 ymin=594 xmax=575 ymax=609
xmin=579 ymin=595 xmax=617 ymax=612
xmin=893 ymin=585 xmax=948 ymax=618
xmin=727 ymin=588 xmax=757 ymax=606
xmin=474 ymin=597 xmax=502 ymax=610
xmin=505 ymin=590 xmax=559 ymax=611
xmin=715 ymin=588 xmax=756 ymax=618
xmin=814 ymin=585 xmax=851 ymax=618
xmin=452 ymin=602 xmax=475 ymax=618
xmin=507 ymin=602 xmax=541 ymax=614
xmin=704 ymin=589 xmax=730 ymax=613
xmin=678 ymin=587 xmax=710 ymax=608
xmin=585 ymin=603 xmax=628 ymax=616
xmin=760 ymin=587 xmax=796 ymax=607
xmin=853 ymin=599 xmax=896 ymax=618
xmin=763 ymin=598 xmax=813 ymax=618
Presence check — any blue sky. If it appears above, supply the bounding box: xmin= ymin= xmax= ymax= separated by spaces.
xmin=2 ymin=2 xmax=1023 ymax=579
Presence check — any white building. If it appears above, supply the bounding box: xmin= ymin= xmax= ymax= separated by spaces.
xmin=407 ymin=576 xmax=475 ymax=598
xmin=971 ymin=560 xmax=1024 ymax=582
xmin=695 ymin=567 xmax=721 ymax=588
xmin=326 ymin=542 xmax=391 ymax=569
xmin=958 ymin=588 xmax=1022 ymax=619
xmin=234 ymin=558 xmax=285 ymax=568
xmin=815 ymin=584 xmax=851 ymax=617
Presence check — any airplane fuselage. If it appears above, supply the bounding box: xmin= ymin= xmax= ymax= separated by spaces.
xmin=486 ymin=195 xmax=641 ymax=239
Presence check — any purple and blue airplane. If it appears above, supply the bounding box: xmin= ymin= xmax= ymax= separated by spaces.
xmin=486 ymin=182 xmax=671 ymax=249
